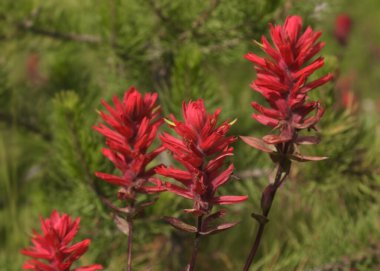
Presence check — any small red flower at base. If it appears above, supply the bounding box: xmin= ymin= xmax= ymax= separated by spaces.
xmin=244 ymin=15 xmax=332 ymax=156
xmin=93 ymin=87 xmax=165 ymax=198
xmin=157 ymin=100 xmax=247 ymax=216
xmin=21 ymin=210 xmax=102 ymax=271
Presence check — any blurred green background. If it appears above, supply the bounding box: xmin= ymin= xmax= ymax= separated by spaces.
xmin=1 ymin=0 xmax=380 ymax=270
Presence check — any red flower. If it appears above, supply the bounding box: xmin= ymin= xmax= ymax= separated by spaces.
xmin=21 ymin=210 xmax=102 ymax=271
xmin=94 ymin=87 xmax=165 ymax=198
xmin=334 ymin=14 xmax=352 ymax=46
xmin=157 ymin=100 xmax=247 ymax=216
xmin=244 ymin=15 xmax=333 ymax=148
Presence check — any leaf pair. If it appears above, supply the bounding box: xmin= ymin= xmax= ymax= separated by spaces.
xmin=240 ymin=136 xmax=328 ymax=162
xmin=164 ymin=210 xmax=238 ymax=236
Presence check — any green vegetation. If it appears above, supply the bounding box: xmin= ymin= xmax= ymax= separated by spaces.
xmin=1 ymin=0 xmax=380 ymax=270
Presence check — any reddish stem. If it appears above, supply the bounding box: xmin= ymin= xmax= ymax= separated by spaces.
xmin=126 ymin=218 xmax=133 ymax=271
xmin=243 ymin=144 xmax=290 ymax=271
xmin=187 ymin=216 xmax=204 ymax=271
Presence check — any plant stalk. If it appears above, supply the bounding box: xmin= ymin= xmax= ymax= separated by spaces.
xmin=187 ymin=215 xmax=204 ymax=271
xmin=243 ymin=144 xmax=291 ymax=271
xmin=126 ymin=217 xmax=133 ymax=271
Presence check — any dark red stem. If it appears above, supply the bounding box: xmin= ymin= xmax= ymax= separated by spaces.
xmin=243 ymin=144 xmax=291 ymax=271
xmin=126 ymin=218 xmax=133 ymax=271
xmin=187 ymin=215 xmax=204 ymax=271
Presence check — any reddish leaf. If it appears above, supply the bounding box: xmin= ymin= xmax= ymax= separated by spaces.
xmin=113 ymin=215 xmax=129 ymax=235
xmin=213 ymin=195 xmax=248 ymax=205
xmin=295 ymin=136 xmax=321 ymax=145
xmin=262 ymin=134 xmax=292 ymax=144
xmin=74 ymin=264 xmax=103 ymax=271
xmin=260 ymin=184 xmax=276 ymax=214
xmin=138 ymin=198 xmax=158 ymax=208
xmin=163 ymin=217 xmax=197 ymax=233
xmin=205 ymin=210 xmax=227 ymax=223
xmin=199 ymin=222 xmax=238 ymax=236
xmin=203 ymin=210 xmax=227 ymax=228
xmin=269 ymin=152 xmax=281 ymax=163
xmin=183 ymin=208 xmax=206 ymax=216
xmin=240 ymin=136 xmax=275 ymax=153
xmin=290 ymin=153 xmax=328 ymax=162
xmin=251 ymin=213 xmax=269 ymax=225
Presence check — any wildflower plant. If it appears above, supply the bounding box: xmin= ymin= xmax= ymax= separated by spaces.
xmin=241 ymin=15 xmax=333 ymax=270
xmin=157 ymin=100 xmax=247 ymax=270
xmin=93 ymin=87 xmax=165 ymax=271
xmin=16 ymin=10 xmax=339 ymax=271
xmin=21 ymin=210 xmax=102 ymax=271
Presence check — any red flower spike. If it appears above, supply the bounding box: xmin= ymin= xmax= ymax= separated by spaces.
xmin=21 ymin=210 xmax=103 ymax=271
xmin=94 ymin=87 xmax=165 ymax=197
xmin=157 ymin=100 xmax=247 ymax=216
xmin=334 ymin=14 xmax=352 ymax=46
xmin=244 ymin=15 xmax=333 ymax=150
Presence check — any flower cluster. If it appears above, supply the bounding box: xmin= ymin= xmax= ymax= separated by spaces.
xmin=21 ymin=210 xmax=102 ymax=271
xmin=157 ymin=100 xmax=247 ymax=216
xmin=94 ymin=87 xmax=164 ymax=199
xmin=243 ymin=15 xmax=332 ymax=151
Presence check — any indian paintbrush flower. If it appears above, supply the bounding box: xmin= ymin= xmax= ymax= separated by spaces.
xmin=242 ymin=15 xmax=333 ymax=161
xmin=94 ymin=87 xmax=165 ymax=271
xmin=158 ymin=99 xmax=247 ymax=271
xmin=94 ymin=87 xmax=165 ymax=200
xmin=21 ymin=210 xmax=102 ymax=271
xmin=242 ymin=16 xmax=333 ymax=271
xmin=157 ymin=100 xmax=247 ymax=229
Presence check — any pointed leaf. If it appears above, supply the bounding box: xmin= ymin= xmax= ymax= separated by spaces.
xmin=113 ymin=215 xmax=130 ymax=235
xmin=163 ymin=217 xmax=197 ymax=233
xmin=74 ymin=264 xmax=103 ymax=271
xmin=260 ymin=184 xmax=277 ymax=214
xmin=240 ymin=136 xmax=275 ymax=153
xmin=183 ymin=209 xmax=206 ymax=216
xmin=263 ymin=134 xmax=292 ymax=144
xmin=269 ymin=152 xmax=281 ymax=163
xmin=199 ymin=222 xmax=238 ymax=236
xmin=295 ymin=136 xmax=321 ymax=145
xmin=138 ymin=198 xmax=158 ymax=208
xmin=290 ymin=153 xmax=328 ymax=162
xmin=213 ymin=195 xmax=248 ymax=205
xmin=251 ymin=213 xmax=269 ymax=225
xmin=204 ymin=210 xmax=227 ymax=226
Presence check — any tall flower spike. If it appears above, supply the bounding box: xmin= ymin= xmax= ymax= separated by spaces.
xmin=242 ymin=15 xmax=333 ymax=160
xmin=157 ymin=100 xmax=247 ymax=218
xmin=242 ymin=17 xmax=333 ymax=271
xmin=21 ymin=210 xmax=102 ymax=271
xmin=158 ymin=100 xmax=247 ymax=270
xmin=94 ymin=87 xmax=165 ymax=198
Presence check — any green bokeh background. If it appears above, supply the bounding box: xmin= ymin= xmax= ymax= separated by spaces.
xmin=1 ymin=0 xmax=380 ymax=270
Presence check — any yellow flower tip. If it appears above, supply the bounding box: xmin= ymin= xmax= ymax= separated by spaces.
xmin=152 ymin=105 xmax=161 ymax=114
xmin=229 ymin=118 xmax=238 ymax=126
xmin=164 ymin=118 xmax=176 ymax=126
xmin=254 ymin=40 xmax=263 ymax=48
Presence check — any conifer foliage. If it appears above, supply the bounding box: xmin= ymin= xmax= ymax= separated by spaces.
xmin=1 ymin=1 xmax=380 ymax=271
